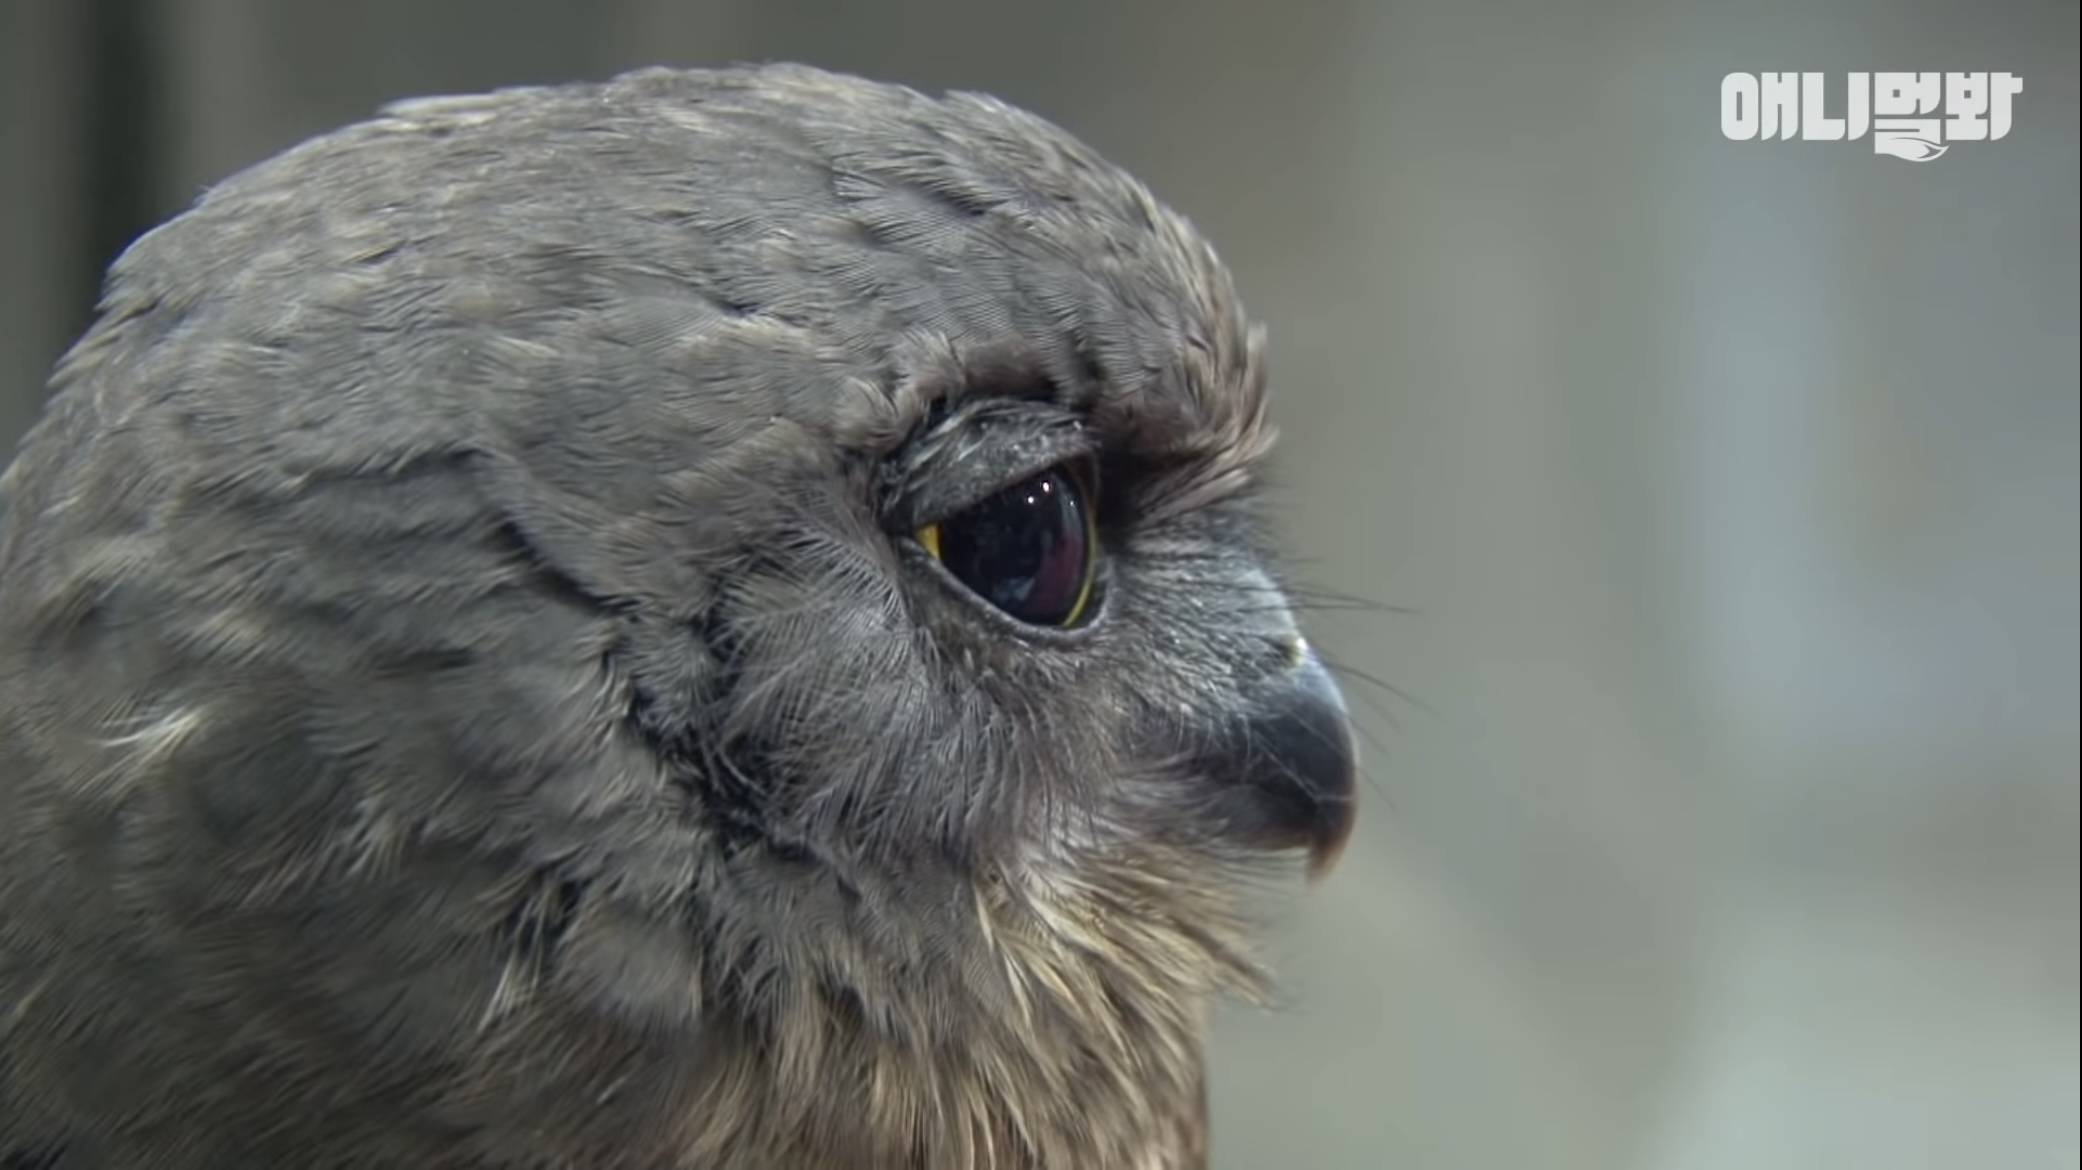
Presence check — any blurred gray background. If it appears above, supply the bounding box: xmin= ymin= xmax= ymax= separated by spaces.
xmin=2 ymin=2 xmax=2075 ymax=1167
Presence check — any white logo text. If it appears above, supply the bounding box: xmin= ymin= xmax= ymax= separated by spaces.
xmin=1720 ymin=72 xmax=2022 ymax=161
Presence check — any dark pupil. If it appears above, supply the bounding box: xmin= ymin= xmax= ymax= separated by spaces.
xmin=939 ymin=469 xmax=1090 ymax=626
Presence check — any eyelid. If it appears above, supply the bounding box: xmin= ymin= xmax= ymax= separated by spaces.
xmin=891 ymin=421 xmax=1098 ymax=533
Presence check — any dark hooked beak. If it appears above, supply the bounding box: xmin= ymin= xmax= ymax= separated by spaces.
xmin=1196 ymin=643 xmax=1359 ymax=880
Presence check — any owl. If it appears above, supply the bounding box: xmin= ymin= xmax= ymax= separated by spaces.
xmin=0 ymin=65 xmax=1355 ymax=1169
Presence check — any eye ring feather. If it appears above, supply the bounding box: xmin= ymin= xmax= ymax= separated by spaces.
xmin=916 ymin=462 xmax=1099 ymax=629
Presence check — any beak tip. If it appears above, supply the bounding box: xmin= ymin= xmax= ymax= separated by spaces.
xmin=1305 ymin=793 xmax=1358 ymax=883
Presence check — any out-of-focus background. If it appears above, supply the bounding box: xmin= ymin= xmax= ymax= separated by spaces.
xmin=2 ymin=2 xmax=2075 ymax=1167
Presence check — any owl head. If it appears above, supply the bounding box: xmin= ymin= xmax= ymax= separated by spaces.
xmin=0 ymin=65 xmax=1355 ymax=1169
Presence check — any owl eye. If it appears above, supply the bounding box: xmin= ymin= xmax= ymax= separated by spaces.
xmin=918 ymin=465 xmax=1098 ymax=628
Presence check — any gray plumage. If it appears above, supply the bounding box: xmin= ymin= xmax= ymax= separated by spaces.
xmin=0 ymin=65 xmax=1355 ymax=1169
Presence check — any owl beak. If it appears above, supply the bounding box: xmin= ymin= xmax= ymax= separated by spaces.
xmin=1199 ymin=642 xmax=1359 ymax=881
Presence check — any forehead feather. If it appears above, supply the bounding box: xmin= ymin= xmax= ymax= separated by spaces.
xmin=107 ymin=66 xmax=1263 ymax=465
